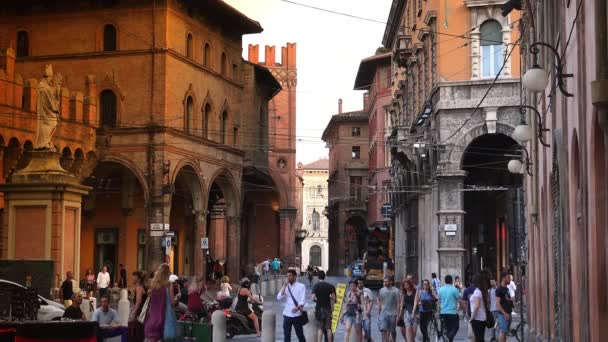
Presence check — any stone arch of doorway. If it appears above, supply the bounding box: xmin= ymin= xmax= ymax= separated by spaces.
xmin=205 ymin=167 xmax=240 ymax=281
xmin=169 ymin=162 xmax=207 ymax=277
xmin=240 ymin=166 xmax=284 ymax=276
xmin=460 ymin=132 xmax=523 ymax=283
xmin=99 ymin=155 xmax=149 ymax=203
xmin=81 ymin=158 xmax=147 ymax=284
xmin=449 ymin=122 xmax=515 ymax=167
xmin=345 ymin=214 xmax=368 ymax=262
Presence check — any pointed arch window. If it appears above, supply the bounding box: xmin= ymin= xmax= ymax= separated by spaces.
xmin=204 ymin=43 xmax=211 ymax=67
xmin=220 ymin=111 xmax=228 ymax=144
xmin=17 ymin=30 xmax=29 ymax=57
xmin=203 ymin=103 xmax=211 ymax=139
xmin=186 ymin=33 xmax=193 ymax=59
xmin=103 ymin=24 xmax=117 ymax=52
xmin=480 ymin=20 xmax=503 ymax=78
xmin=221 ymin=52 xmax=227 ymax=75
xmin=100 ymin=90 xmax=117 ymax=127
xmin=185 ymin=96 xmax=194 ymax=134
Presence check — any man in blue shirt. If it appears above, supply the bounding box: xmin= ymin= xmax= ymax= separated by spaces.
xmin=437 ymin=275 xmax=461 ymax=342
xmin=91 ymin=296 xmax=127 ymax=342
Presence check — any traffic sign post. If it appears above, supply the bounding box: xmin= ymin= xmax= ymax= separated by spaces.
xmin=201 ymin=237 xmax=209 ymax=249
xmin=381 ymin=203 xmax=393 ymax=219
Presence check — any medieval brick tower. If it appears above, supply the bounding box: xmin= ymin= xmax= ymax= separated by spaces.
xmin=246 ymin=43 xmax=299 ymax=264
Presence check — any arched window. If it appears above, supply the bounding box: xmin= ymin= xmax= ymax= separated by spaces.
xmin=185 ymin=96 xmax=194 ymax=134
xmin=103 ymin=24 xmax=117 ymax=52
xmin=186 ymin=33 xmax=193 ymax=59
xmin=203 ymin=103 xmax=211 ymax=139
xmin=203 ymin=43 xmax=211 ymax=67
xmin=221 ymin=52 xmax=227 ymax=75
xmin=100 ymin=90 xmax=117 ymax=127
xmin=17 ymin=31 xmax=29 ymax=57
xmin=312 ymin=209 xmax=320 ymax=231
xmin=220 ymin=111 xmax=228 ymax=144
xmin=480 ymin=20 xmax=503 ymax=78
xmin=309 ymin=246 xmax=322 ymax=267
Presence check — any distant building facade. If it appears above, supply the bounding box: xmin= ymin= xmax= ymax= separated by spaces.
xmin=322 ymin=100 xmax=369 ymax=273
xmin=297 ymin=159 xmax=329 ymax=272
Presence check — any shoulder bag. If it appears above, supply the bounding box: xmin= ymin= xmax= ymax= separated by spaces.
xmin=137 ymin=296 xmax=150 ymax=324
xmin=287 ymin=285 xmax=309 ymax=325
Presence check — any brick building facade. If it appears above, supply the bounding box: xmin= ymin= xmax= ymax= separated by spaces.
xmin=0 ymin=0 xmax=296 ymax=287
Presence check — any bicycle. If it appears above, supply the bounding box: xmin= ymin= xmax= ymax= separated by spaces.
xmin=507 ymin=302 xmax=526 ymax=342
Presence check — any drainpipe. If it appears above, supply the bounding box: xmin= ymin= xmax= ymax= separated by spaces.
xmin=592 ymin=0 xmax=608 ymax=132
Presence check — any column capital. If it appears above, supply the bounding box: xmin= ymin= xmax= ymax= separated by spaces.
xmin=226 ymin=216 xmax=241 ymax=225
xmin=279 ymin=207 xmax=298 ymax=220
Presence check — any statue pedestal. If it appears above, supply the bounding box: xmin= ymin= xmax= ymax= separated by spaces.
xmin=0 ymin=150 xmax=90 ymax=285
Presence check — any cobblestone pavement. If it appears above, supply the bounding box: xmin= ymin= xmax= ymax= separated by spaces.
xmin=233 ymin=276 xmax=523 ymax=341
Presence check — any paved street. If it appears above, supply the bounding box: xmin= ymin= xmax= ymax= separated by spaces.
xmin=233 ymin=276 xmax=523 ymax=341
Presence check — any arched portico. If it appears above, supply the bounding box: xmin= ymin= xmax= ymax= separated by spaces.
xmin=205 ymin=168 xmax=240 ymax=282
xmin=169 ymin=163 xmax=205 ymax=276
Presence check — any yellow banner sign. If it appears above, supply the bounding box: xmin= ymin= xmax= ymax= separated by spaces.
xmin=331 ymin=283 xmax=347 ymax=333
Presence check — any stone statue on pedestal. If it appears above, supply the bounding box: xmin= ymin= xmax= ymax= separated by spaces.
xmin=34 ymin=64 xmax=62 ymax=151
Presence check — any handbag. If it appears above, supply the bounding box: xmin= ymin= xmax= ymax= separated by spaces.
xmin=164 ymin=288 xmax=178 ymax=341
xmin=485 ymin=308 xmax=495 ymax=328
xmin=137 ymin=297 xmax=150 ymax=324
xmin=287 ymin=285 xmax=309 ymax=325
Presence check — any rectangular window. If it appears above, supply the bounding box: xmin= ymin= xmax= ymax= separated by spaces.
xmin=352 ymin=146 xmax=361 ymax=159
xmin=481 ymin=45 xmax=503 ymax=78
xmin=308 ymin=186 xmax=316 ymax=198
xmin=350 ymin=176 xmax=363 ymax=205
xmin=352 ymin=127 xmax=361 ymax=137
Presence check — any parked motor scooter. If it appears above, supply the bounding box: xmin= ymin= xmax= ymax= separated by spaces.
xmin=224 ymin=297 xmax=263 ymax=339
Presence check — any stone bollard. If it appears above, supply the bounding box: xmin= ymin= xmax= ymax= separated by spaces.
xmin=261 ymin=310 xmax=276 ymax=342
xmin=211 ymin=310 xmax=226 ymax=342
xmin=260 ymin=280 xmax=268 ymax=297
xmin=304 ymin=308 xmax=319 ymax=341
xmin=269 ymin=278 xmax=277 ymax=296
xmin=118 ymin=289 xmax=130 ymax=326
xmin=80 ymin=298 xmax=92 ymax=320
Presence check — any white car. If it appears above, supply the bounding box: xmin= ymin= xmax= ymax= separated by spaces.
xmin=0 ymin=279 xmax=65 ymax=321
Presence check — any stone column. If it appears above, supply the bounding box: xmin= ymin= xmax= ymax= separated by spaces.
xmin=0 ymin=151 xmax=90 ymax=288
xmin=279 ymin=208 xmax=297 ymax=266
xmin=226 ymin=216 xmax=241 ymax=282
xmin=208 ymin=205 xmax=227 ymax=262
xmin=470 ymin=29 xmax=481 ymax=80
xmin=193 ymin=210 xmax=207 ymax=279
xmin=436 ymin=170 xmax=467 ymax=280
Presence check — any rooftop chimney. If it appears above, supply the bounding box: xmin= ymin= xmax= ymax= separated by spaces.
xmin=363 ymin=92 xmax=370 ymax=112
xmin=338 ymin=98 xmax=343 ymax=114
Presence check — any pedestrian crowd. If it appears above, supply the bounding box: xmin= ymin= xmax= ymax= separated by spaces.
xmin=58 ymin=262 xmax=213 ymax=342
xmin=273 ymin=267 xmax=518 ymax=342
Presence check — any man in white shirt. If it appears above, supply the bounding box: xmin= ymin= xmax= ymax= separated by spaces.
xmin=97 ymin=266 xmax=110 ymax=298
xmin=277 ymin=269 xmax=306 ymax=342
xmin=263 ymin=259 xmax=270 ymax=280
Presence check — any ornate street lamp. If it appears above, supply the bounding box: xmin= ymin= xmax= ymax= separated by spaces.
xmin=512 ymin=106 xmax=550 ymax=147
xmin=507 ymin=145 xmax=532 ymax=176
xmin=522 ymin=42 xmax=574 ymax=97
